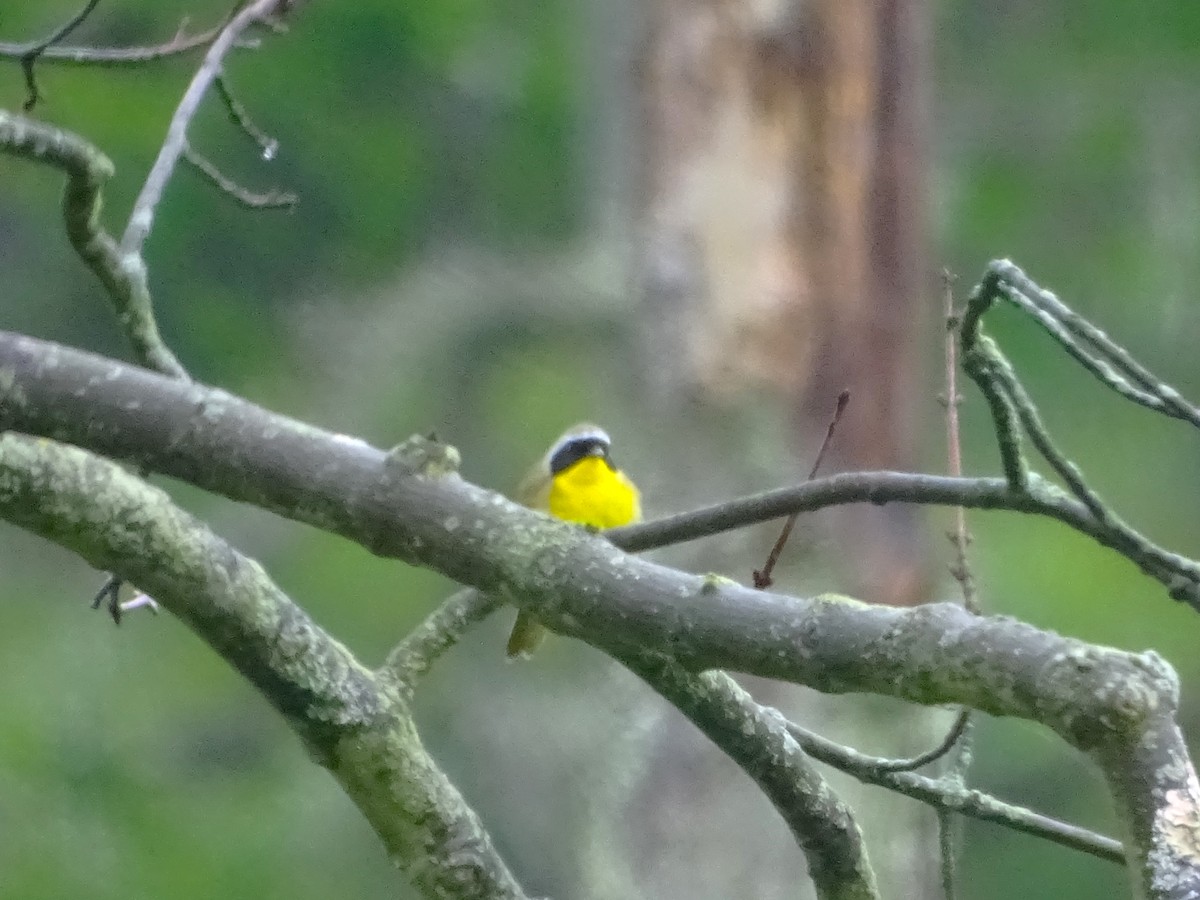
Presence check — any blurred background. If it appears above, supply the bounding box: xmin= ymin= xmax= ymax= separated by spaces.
xmin=2 ymin=1 xmax=1200 ymax=898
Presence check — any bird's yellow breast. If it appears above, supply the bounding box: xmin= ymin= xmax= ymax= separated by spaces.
xmin=547 ymin=457 xmax=641 ymax=528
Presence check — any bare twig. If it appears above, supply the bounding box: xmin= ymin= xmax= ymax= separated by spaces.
xmin=89 ymin=577 xmax=160 ymax=623
xmin=89 ymin=575 xmax=123 ymax=621
xmin=183 ymin=142 xmax=297 ymax=209
xmin=935 ymin=267 xmax=977 ymax=900
xmin=782 ymin=720 xmax=1123 ymax=864
xmin=753 ymin=389 xmax=850 ymax=588
xmin=0 ymin=22 xmax=235 ymax=67
xmin=120 ymin=592 xmax=160 ymax=615
xmin=604 ymin=469 xmax=1200 ymax=606
xmin=0 ymin=4 xmax=292 ymax=375
xmin=215 ymin=74 xmax=279 ymax=160
xmin=989 ymin=260 xmax=1200 ymax=429
xmin=942 ymin=269 xmax=978 ymax=613
xmin=960 ymin=336 xmax=1029 ymax=490
xmin=958 ymin=261 xmax=1200 ymax=609
xmin=16 ymin=0 xmax=103 ymax=110
xmin=383 ymin=589 xmax=502 ymax=690
xmin=870 ymin=708 xmax=973 ymax=774
xmin=986 ymin=347 xmax=1110 ymax=523
xmin=2 ymin=1 xmax=298 ymax=617
xmin=937 ymin=807 xmax=959 ymax=900
xmin=121 ymin=0 xmax=286 ymax=257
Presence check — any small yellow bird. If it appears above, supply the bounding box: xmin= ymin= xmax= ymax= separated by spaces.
xmin=506 ymin=423 xmax=642 ymax=658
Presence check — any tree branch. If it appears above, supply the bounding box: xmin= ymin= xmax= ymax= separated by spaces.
xmin=392 ymin=592 xmax=883 ymax=898
xmin=215 ymin=73 xmax=280 ymax=160
xmin=387 ymin=581 xmax=1121 ymax=870
xmin=959 ymin=260 xmax=1200 ymax=612
xmin=385 ymin=588 xmax=502 ymax=690
xmin=782 ymin=720 xmax=1123 ymax=864
xmin=13 ymin=0 xmax=103 ymax=110
xmin=7 ymin=324 xmax=1194 ymax=606
xmin=0 ymin=21 xmax=232 ymax=68
xmin=619 ymin=654 xmax=879 ymax=900
xmin=183 ymin=141 xmax=297 ymax=209
xmin=2 ymin=330 xmax=1197 ymax=896
xmin=120 ymin=0 xmax=288 ymax=258
xmin=975 ymin=260 xmax=1200 ymax=428
xmin=0 ymin=112 xmax=184 ymax=376
xmin=0 ymin=3 xmax=293 ymax=378
xmin=0 ymin=431 xmax=527 ymax=900
xmin=0 ymin=332 xmax=1180 ymax=709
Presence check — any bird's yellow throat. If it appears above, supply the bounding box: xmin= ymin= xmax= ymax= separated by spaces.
xmin=547 ymin=456 xmax=640 ymax=528
xmin=506 ymin=424 xmax=641 ymax=658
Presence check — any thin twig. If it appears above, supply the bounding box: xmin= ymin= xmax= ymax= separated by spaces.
xmin=121 ymin=0 xmax=284 ymax=257
xmin=935 ymin=268 xmax=977 ymax=899
xmin=89 ymin=576 xmax=160 ymax=623
xmin=383 ymin=589 xmax=502 ymax=690
xmin=990 ymin=260 xmax=1200 ymax=428
xmin=942 ymin=268 xmax=978 ymax=613
xmin=215 ymin=74 xmax=279 ymax=160
xmin=17 ymin=0 xmax=103 ymax=110
xmin=870 ymin=708 xmax=973 ymax=773
xmin=986 ymin=347 xmax=1109 ymax=523
xmin=963 ymin=258 xmax=1200 ymax=515
xmin=0 ymin=22 xmax=234 ymax=67
xmin=964 ymin=312 xmax=1195 ymax=607
xmin=90 ymin=575 xmax=123 ymax=622
xmin=960 ymin=337 xmax=1029 ymax=490
xmin=3 ymin=1 xmax=295 ymax=617
xmin=953 ymin=265 xmax=1200 ymax=607
xmin=937 ymin=807 xmax=959 ymax=900
xmin=607 ymin=471 xmax=1200 ymax=606
xmin=782 ymin=720 xmax=1123 ymax=864
xmin=753 ymin=389 xmax=850 ymax=588
xmin=183 ymin=142 xmax=297 ymax=209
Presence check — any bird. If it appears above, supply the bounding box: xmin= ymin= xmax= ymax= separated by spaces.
xmin=506 ymin=423 xmax=641 ymax=658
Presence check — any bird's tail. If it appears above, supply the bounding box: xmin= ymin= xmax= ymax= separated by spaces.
xmin=506 ymin=610 xmax=546 ymax=659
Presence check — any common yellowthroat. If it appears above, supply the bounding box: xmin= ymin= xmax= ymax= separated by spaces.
xmin=506 ymin=423 xmax=642 ymax=658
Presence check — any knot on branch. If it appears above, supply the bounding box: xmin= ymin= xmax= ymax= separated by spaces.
xmin=1043 ymin=648 xmax=1178 ymax=751
xmin=385 ymin=433 xmax=461 ymax=480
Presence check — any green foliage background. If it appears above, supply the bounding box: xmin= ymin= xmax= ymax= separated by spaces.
xmin=2 ymin=2 xmax=1200 ymax=898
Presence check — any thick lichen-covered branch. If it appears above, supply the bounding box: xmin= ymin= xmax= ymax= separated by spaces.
xmin=389 ymin=590 xmax=881 ymax=899
xmin=2 ymin=330 xmax=1198 ymax=896
xmin=620 ymin=653 xmax=879 ymax=900
xmin=389 ymin=587 xmax=1125 ymax=869
xmin=0 ymin=432 xmax=526 ymax=900
xmin=0 ymin=331 xmax=1179 ymax=721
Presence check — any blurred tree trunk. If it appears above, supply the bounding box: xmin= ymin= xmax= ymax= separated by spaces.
xmin=637 ymin=0 xmax=929 ymax=606
xmin=627 ymin=0 xmax=939 ymax=896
